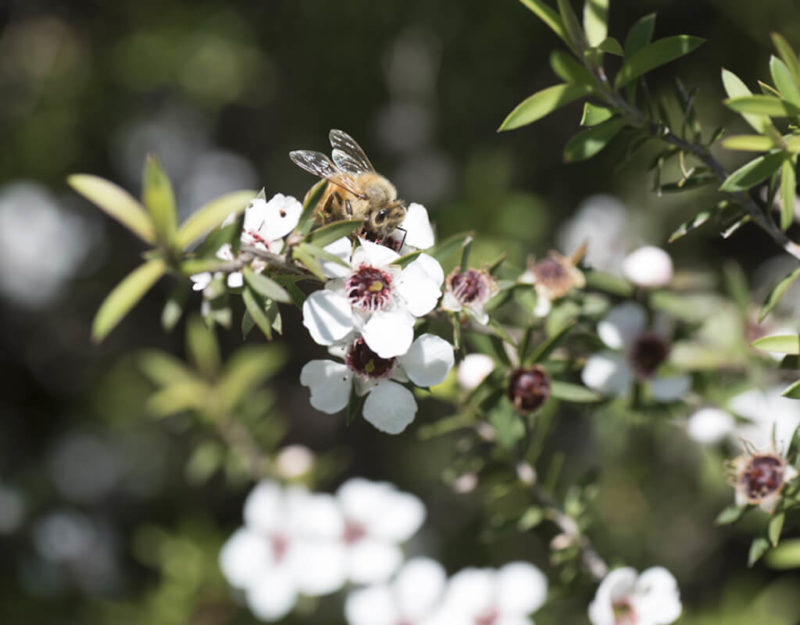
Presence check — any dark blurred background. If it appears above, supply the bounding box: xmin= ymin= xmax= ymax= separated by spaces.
xmin=4 ymin=0 xmax=800 ymax=623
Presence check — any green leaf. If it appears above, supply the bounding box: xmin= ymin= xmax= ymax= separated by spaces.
xmin=518 ymin=0 xmax=569 ymax=45
xmin=499 ymin=83 xmax=591 ymax=131
xmin=668 ymin=211 xmax=711 ymax=243
xmin=715 ymin=504 xmax=748 ymax=526
xmin=186 ymin=315 xmax=221 ymax=378
xmin=175 ymin=190 xmax=255 ymax=250
xmin=550 ymin=50 xmax=594 ymax=84
xmin=585 ymin=269 xmax=635 ymax=296
xmin=392 ymin=250 xmax=423 ymax=268
xmin=596 ymin=37 xmax=624 ymax=56
xmin=765 ymin=538 xmax=800 ymax=569
xmin=582 ymin=0 xmax=608 ymax=47
xmin=219 ymin=344 xmax=286 ymax=407
xmin=770 ymin=56 xmax=800 ymax=107
xmin=615 ymin=35 xmax=705 ymax=89
xmin=92 ymin=259 xmax=166 ymax=342
xmin=161 ymin=284 xmax=187 ymax=332
xmin=557 ymin=0 xmax=587 ymax=52
xmin=786 ymin=135 xmax=800 ymax=153
xmin=146 ymin=381 xmax=209 ymax=417
xmin=772 ymin=33 xmax=800 ymax=84
xmin=721 ymin=135 xmax=776 ymax=151
xmin=67 ymin=174 xmax=155 ymax=244
xmin=298 ymin=179 xmax=328 ymax=235
xmin=242 ymin=266 xmax=291 ymax=303
xmin=721 ymin=69 xmax=770 ymax=133
xmin=725 ymin=95 xmax=800 ymax=118
xmin=549 ymin=380 xmax=604 ymax=402
xmin=781 ymin=157 xmax=797 ymax=230
xmin=139 ymin=349 xmax=202 ymax=387
xmin=752 ymin=334 xmax=800 ymax=354
xmin=306 ymin=219 xmax=362 ymax=246
xmin=242 ymin=287 xmax=274 ymax=340
xmin=292 ymin=244 xmax=326 ymax=280
xmin=782 ymin=378 xmax=800 ymax=399
xmin=528 ymin=321 xmax=577 ymax=364
xmin=489 ymin=402 xmax=525 ymax=450
xmin=749 ymin=536 xmax=771 ymax=567
xmin=346 ymin=384 xmax=364 ymax=425
xmin=580 ymin=102 xmax=614 ymax=126
xmin=720 ymin=152 xmax=785 ymax=192
xmin=623 ymin=13 xmax=655 ymax=56
xmin=142 ymin=155 xmax=178 ymax=244
xmin=430 ymin=231 xmax=475 ymax=264
xmin=300 ymin=241 xmax=351 ymax=269
xmin=769 ymin=512 xmax=785 ymax=547
xmin=563 ymin=118 xmax=625 ymax=161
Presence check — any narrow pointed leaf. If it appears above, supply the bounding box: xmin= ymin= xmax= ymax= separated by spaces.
xmin=68 ymin=174 xmax=155 ymax=244
xmin=242 ymin=266 xmax=291 ymax=303
xmin=298 ymin=179 xmax=328 ymax=235
xmin=752 ymin=334 xmax=800 ymax=354
xmin=142 ymin=155 xmax=178 ymax=244
xmin=518 ymin=0 xmax=569 ymax=44
xmin=720 ymin=152 xmax=785 ymax=192
xmin=721 ymin=135 xmax=776 ymax=151
xmin=242 ymin=287 xmax=274 ymax=340
xmin=186 ymin=315 xmax=221 ymax=378
xmin=749 ymin=537 xmax=771 ymax=567
xmin=597 ymin=37 xmax=624 ymax=56
xmin=624 ymin=13 xmax=655 ymax=56
xmin=139 ymin=349 xmax=202 ymax=386
xmin=770 ymin=56 xmax=800 ymax=106
xmin=782 ymin=378 xmax=800 ymax=399
xmin=550 ymin=50 xmax=594 ymax=85
xmin=615 ymin=36 xmax=705 ymax=89
xmin=715 ymin=504 xmax=748 ymax=526
xmin=583 ymin=0 xmax=608 ymax=47
xmin=721 ymin=69 xmax=770 ymax=133
xmin=780 ymin=158 xmax=796 ymax=230
xmin=772 ymin=33 xmax=800 ymax=84
xmin=161 ymin=284 xmax=188 ymax=332
xmin=499 ymin=83 xmax=591 ymax=131
xmin=725 ymin=95 xmax=800 ymax=117
xmin=563 ymin=118 xmax=625 ymax=161
xmin=760 ymin=267 xmax=800 ymax=321
xmin=306 ymin=219 xmax=362 ymax=246
xmin=557 ymin=0 xmax=587 ymax=52
xmin=580 ymin=102 xmax=614 ymax=126
xmin=668 ymin=211 xmax=711 ymax=243
xmin=92 ymin=259 xmax=166 ymax=342
xmin=769 ymin=512 xmax=785 ymax=547
xmin=219 ymin=345 xmax=286 ymax=406
xmin=550 ymin=380 xmax=603 ymax=402
xmin=176 ymin=190 xmax=255 ymax=250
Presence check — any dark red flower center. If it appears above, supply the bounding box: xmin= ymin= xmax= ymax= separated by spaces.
xmin=475 ymin=609 xmax=499 ymax=625
xmin=343 ymin=519 xmax=368 ymax=545
xmin=628 ymin=333 xmax=670 ymax=378
xmin=346 ymin=265 xmax=394 ymax=312
xmin=612 ymin=599 xmax=637 ymax=625
xmin=346 ymin=338 xmax=396 ymax=379
xmin=507 ymin=366 xmax=551 ymax=413
xmin=270 ymin=533 xmax=289 ymax=563
xmin=742 ymin=455 xmax=785 ymax=500
xmin=449 ymin=268 xmax=491 ymax=306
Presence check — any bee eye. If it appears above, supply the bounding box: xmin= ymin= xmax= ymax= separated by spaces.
xmin=375 ymin=209 xmax=387 ymax=223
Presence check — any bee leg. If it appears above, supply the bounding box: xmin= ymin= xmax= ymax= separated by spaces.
xmin=345 ymin=199 xmax=353 ymax=217
xmin=394 ymin=226 xmax=408 ymax=250
xmin=321 ymin=192 xmax=339 ymax=223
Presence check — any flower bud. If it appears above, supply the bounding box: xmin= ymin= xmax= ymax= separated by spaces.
xmin=622 ymin=246 xmax=673 ymax=288
xmin=507 ymin=366 xmax=551 ymax=413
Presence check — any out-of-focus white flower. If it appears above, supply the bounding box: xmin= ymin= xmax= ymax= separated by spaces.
xmin=0 ymin=485 xmax=25 ymax=534
xmin=442 ymin=267 xmax=497 ymax=324
xmin=558 ymin=195 xmax=630 ymax=274
xmin=219 ymin=481 xmax=345 ymax=621
xmin=581 ymin=302 xmax=690 ymax=402
xmin=275 ymin=445 xmax=315 ymax=479
xmin=588 ymin=567 xmax=681 ymax=625
xmin=302 ymin=239 xmax=444 ymax=358
xmin=731 ymin=449 xmax=798 ymax=512
xmin=729 ymin=387 xmax=800 ymax=454
xmin=520 ymin=248 xmax=585 ymax=317
xmin=686 ymin=407 xmax=735 ymax=445
xmin=434 ymin=562 xmax=548 ymax=625
xmin=345 ymin=557 xmax=446 ymax=625
xmin=622 ymin=246 xmax=673 ymax=288
xmin=301 ymin=334 xmax=454 ymax=434
xmin=190 ymin=243 xmax=243 ymax=291
xmin=0 ymin=182 xmax=94 ymax=308
xmin=457 ymin=354 xmax=495 ymax=390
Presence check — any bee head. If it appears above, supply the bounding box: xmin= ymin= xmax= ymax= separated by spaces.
xmin=373 ymin=200 xmax=407 ymax=226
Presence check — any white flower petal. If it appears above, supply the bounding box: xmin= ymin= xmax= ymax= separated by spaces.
xmin=687 ymin=408 xmax=735 ymax=444
xmin=303 ymin=290 xmax=355 ymax=346
xmin=457 ymin=354 xmax=495 ymax=390
xmin=534 ymin=295 xmax=552 ymax=317
xmin=354 ymin=239 xmax=400 ymax=267
xmin=227 ymin=271 xmax=244 ymax=289
xmin=588 ymin=567 xmax=638 ymax=625
xmin=598 ymin=302 xmax=647 ymax=349
xmin=289 ymin=539 xmax=348 ymax=596
xmin=368 ymin=490 xmax=426 ymax=542
xmin=244 ymin=481 xmax=284 ymax=533
xmin=496 ymin=561 xmax=548 ymax=615
xmin=362 ymin=380 xmax=417 ymax=433
xmin=441 ymin=290 xmax=463 ymax=313
xmin=442 ymin=568 xmax=494 ymax=617
xmin=394 ymin=558 xmax=447 ymax=619
xmin=246 ymin=568 xmax=298 ymax=622
xmin=322 ymin=237 xmax=354 ymax=278
xmin=398 ymin=334 xmax=454 ymax=387
xmin=219 ymin=528 xmax=271 ymax=588
xmin=345 ymin=585 xmax=399 ymax=625
xmin=401 ymin=203 xmax=435 ymax=250
xmin=633 ymin=567 xmax=681 ymax=625
xmin=338 ymin=478 xmax=390 ymax=522
xmin=256 ymin=193 xmax=303 ymax=241
xmin=649 ymin=375 xmax=691 ymax=403
xmin=362 ymin=311 xmax=415 ymax=358
xmin=413 ymin=252 xmax=444 ymax=286
xmin=191 ymin=272 xmax=212 ymax=291
xmin=348 ymin=538 xmax=403 ymax=584
xmin=622 ymin=246 xmax=674 ymax=288
xmin=396 ymin=262 xmax=442 ymax=317
xmin=292 ymin=492 xmax=345 ymax=538
xmin=300 ymin=360 xmax=353 ymax=414
xmin=581 ymin=352 xmax=634 ymax=397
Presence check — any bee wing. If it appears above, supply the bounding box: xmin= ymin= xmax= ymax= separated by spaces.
xmin=289 ymin=150 xmax=364 ymax=196
xmin=329 ymin=129 xmax=375 ymax=173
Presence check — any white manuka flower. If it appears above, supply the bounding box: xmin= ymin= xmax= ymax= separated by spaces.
xmin=219 ymin=481 xmax=345 ymax=622
xmin=302 ymin=239 xmax=444 ymax=358
xmin=442 ymin=266 xmax=498 ymax=325
xmin=191 ymin=193 xmax=302 ymax=291
xmin=382 ymin=202 xmax=435 ymax=254
xmin=731 ymin=447 xmax=798 ymax=512
xmin=345 ymin=557 xmax=446 ymax=625
xmin=457 ymin=354 xmax=496 ymax=391
xmin=588 ymin=566 xmax=681 ymax=625
xmin=728 ymin=386 xmax=800 ymax=454
xmin=581 ymin=302 xmax=691 ymax=402
xmin=301 ymin=333 xmax=454 ymax=434
xmin=433 ymin=562 xmax=548 ymax=625
xmin=622 ymin=246 xmax=674 ymax=289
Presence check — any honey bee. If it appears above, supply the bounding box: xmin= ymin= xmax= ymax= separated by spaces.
xmin=290 ymin=129 xmax=407 ymax=242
